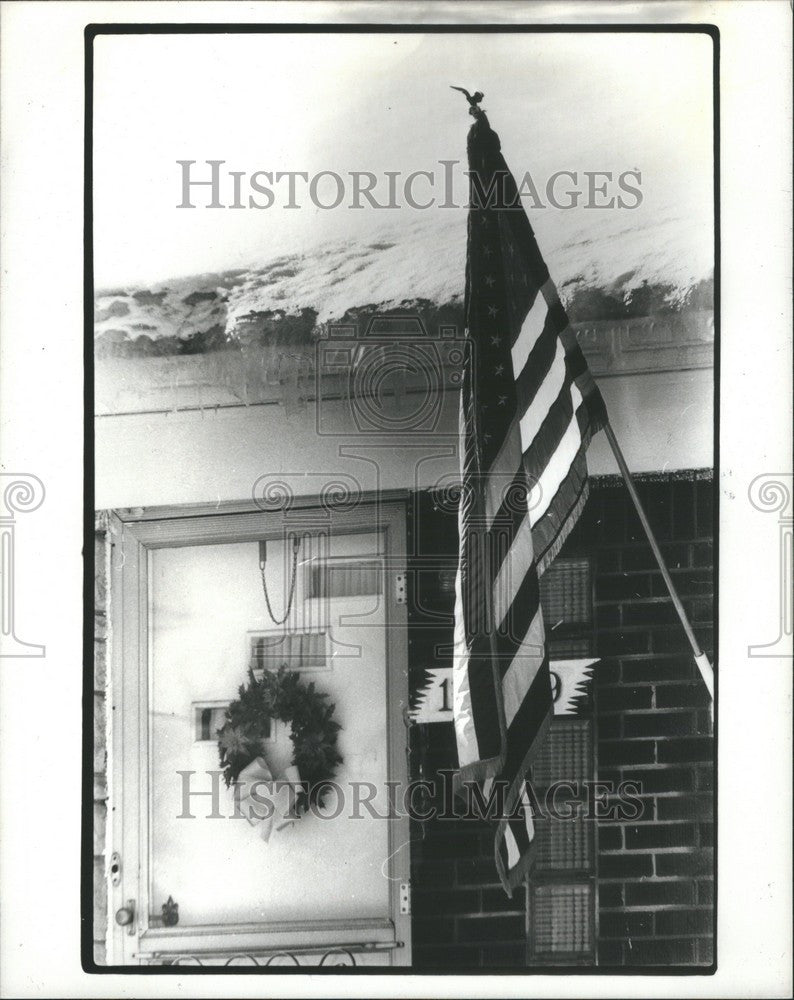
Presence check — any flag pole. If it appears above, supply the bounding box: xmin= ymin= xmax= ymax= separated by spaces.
xmin=603 ymin=421 xmax=714 ymax=702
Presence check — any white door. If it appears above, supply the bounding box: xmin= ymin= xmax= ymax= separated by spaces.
xmin=108 ymin=500 xmax=411 ymax=966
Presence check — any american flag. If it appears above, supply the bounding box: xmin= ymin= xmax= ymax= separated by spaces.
xmin=452 ymin=110 xmax=607 ymax=893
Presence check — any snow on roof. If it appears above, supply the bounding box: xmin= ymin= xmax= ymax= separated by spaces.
xmin=95 ymin=203 xmax=712 ymax=355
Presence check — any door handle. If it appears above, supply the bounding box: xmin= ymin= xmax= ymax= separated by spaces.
xmin=115 ymin=899 xmax=136 ymax=936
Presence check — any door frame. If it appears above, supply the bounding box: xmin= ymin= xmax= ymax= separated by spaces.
xmin=107 ymin=494 xmax=411 ymax=966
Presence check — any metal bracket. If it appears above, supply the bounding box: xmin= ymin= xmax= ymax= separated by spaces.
xmin=399 ymin=881 xmax=411 ymax=915
xmin=394 ymin=573 xmax=407 ymax=605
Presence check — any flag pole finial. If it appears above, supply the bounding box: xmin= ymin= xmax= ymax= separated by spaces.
xmin=450 ymin=85 xmax=485 ymax=118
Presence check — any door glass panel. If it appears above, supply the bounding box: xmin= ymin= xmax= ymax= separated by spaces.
xmin=149 ymin=529 xmax=390 ymax=927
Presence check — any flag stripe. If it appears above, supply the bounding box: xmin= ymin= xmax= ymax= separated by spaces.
xmin=514 ymin=303 xmax=568 ymax=415
xmin=510 ymin=288 xmax=545 ymax=374
xmin=494 ymin=569 xmax=542 ymax=669
xmin=528 ymin=385 xmax=585 ymax=524
xmin=501 ymin=607 xmax=545 ymax=727
xmin=519 ymin=339 xmax=567 ymax=452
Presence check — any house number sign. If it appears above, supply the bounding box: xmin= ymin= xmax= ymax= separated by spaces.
xmin=410 ymin=660 xmax=599 ymax=723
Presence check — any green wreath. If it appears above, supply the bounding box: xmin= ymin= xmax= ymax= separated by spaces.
xmin=217 ymin=666 xmax=343 ymax=815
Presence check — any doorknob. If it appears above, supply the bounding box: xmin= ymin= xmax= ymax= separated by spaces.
xmin=115 ymin=899 xmax=136 ymax=935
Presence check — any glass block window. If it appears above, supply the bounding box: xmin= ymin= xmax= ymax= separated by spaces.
xmin=532 ymin=719 xmax=593 ymax=787
xmin=307 ymin=559 xmax=383 ymax=599
xmin=250 ymin=630 xmax=328 ymax=672
xmin=531 ymin=883 xmax=593 ymax=956
xmin=540 ymin=558 xmax=592 ymax=626
xmin=529 ymin=556 xmax=596 ymax=966
xmin=534 ymin=815 xmax=593 ymax=870
xmin=548 ymin=637 xmax=591 ymax=660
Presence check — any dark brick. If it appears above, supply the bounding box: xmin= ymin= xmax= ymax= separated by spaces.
xmin=598 ymin=687 xmax=654 ymax=712
xmin=595 ymin=605 xmax=622 ymax=629
xmin=596 ymin=660 xmax=621 ymax=685
xmin=412 ymin=858 xmax=457 ymax=888
xmin=694 ymin=626 xmax=714 ymax=656
xmin=625 ymin=822 xmax=696 ymax=850
xmin=622 ymin=543 xmax=690 ymax=572
xmin=619 ymin=768 xmax=694 ymax=794
xmin=638 ymin=484 xmax=673 ymax=536
xmin=696 ymin=880 xmax=714 ymax=905
xmin=692 ymin=542 xmax=713 ymax=568
xmin=597 ymin=549 xmax=621 ymax=573
xmin=655 ymin=683 xmax=712 ymax=709
xmin=624 ymin=937 xmax=695 ymax=965
xmin=621 ymin=658 xmax=696 ymax=683
xmin=599 ymin=883 xmax=624 ymax=908
xmin=598 ymin=714 xmax=621 ymax=739
xmin=651 ymin=629 xmax=697 ymax=654
xmin=600 ymin=492 xmax=632 ymax=542
xmin=598 ymin=940 xmax=624 ymax=965
xmin=457 ymin=915 xmax=525 ymax=944
xmin=627 ymin=795 xmax=657 ymax=821
xmin=623 ymin=602 xmax=683 ymax=627
xmin=657 ymin=795 xmax=714 ymax=821
xmin=599 ymin=853 xmax=654 ymax=879
xmin=476 ymin=823 xmax=502 ymax=855
xmin=480 ymin=942 xmax=527 ymax=967
xmin=695 ymin=481 xmax=714 ymax=537
xmin=599 ymin=826 xmax=623 ymax=851
xmin=696 ymin=937 xmax=715 ymax=965
xmin=599 ymin=739 xmax=656 ymax=767
xmin=598 ymin=794 xmax=655 ymax=822
xmin=655 ymin=850 xmax=713 ymax=878
xmin=699 ymin=823 xmax=714 ymax=848
xmin=653 ymin=569 xmax=713 ymax=598
xmin=413 ymin=888 xmax=480 ymax=916
xmin=456 ymin=856 xmax=500 ymax=886
xmin=421 ymin=826 xmax=482 ymax=859
xmin=623 ymin=711 xmax=698 ymax=738
xmin=597 ymin=767 xmax=623 ymax=786
xmin=480 ymin=888 xmax=528 ymax=914
xmin=655 ymin=908 xmax=713 ymax=936
xmin=414 ymin=944 xmax=481 ymax=968
xmin=596 ymin=574 xmax=652 ymax=601
xmin=688 ymin=598 xmax=713 ymax=624
xmin=599 ymin=910 xmax=654 ymax=938
xmin=694 ymin=765 xmax=714 ymax=792
xmin=656 ymin=737 xmax=714 ymax=764
xmin=625 ymin=880 xmax=695 ymax=907
xmin=666 ymin=543 xmax=692 ymax=570
xmin=672 ymin=481 xmax=696 ymax=538
xmin=412 ymin=916 xmax=457 ymax=945
xmin=597 ymin=631 xmax=651 ymax=657
xmin=696 ymin=709 xmax=714 ymax=734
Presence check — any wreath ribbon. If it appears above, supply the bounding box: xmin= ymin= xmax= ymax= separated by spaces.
xmin=236 ymin=758 xmax=303 ymax=843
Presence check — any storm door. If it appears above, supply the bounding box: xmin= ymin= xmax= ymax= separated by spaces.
xmin=108 ymin=499 xmax=411 ymax=966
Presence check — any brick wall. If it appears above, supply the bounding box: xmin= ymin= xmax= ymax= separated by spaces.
xmin=587 ymin=472 xmax=715 ymax=967
xmin=409 ymin=726 xmax=530 ymax=968
xmin=93 ymin=511 xmax=110 ymax=965
xmin=407 ymin=472 xmax=715 ymax=969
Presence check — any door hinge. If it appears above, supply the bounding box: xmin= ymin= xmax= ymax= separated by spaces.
xmin=399 ymin=881 xmax=411 ymax=915
xmin=394 ymin=573 xmax=407 ymax=605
